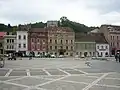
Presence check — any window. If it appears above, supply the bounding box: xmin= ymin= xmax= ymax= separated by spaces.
xmin=106 ymin=46 xmax=108 ymax=49
xmin=23 ymin=44 xmax=26 ymax=48
xmin=113 ymin=36 xmax=114 ymax=40
xmin=23 ymin=35 xmax=26 ymax=40
xmin=66 ymin=46 xmax=68 ymax=50
xmin=66 ymin=40 xmax=68 ymax=44
xmin=101 ymin=46 xmax=104 ymax=49
xmin=80 ymin=52 xmax=82 ymax=56
xmin=37 ymin=44 xmax=39 ymax=49
xmin=61 ymin=40 xmax=63 ymax=44
xmin=70 ymin=53 xmax=73 ymax=56
xmin=9 ymin=39 xmax=11 ymax=43
xmin=71 ymin=46 xmax=73 ymax=50
xmin=19 ymin=44 xmax=21 ymax=48
xmin=60 ymin=46 xmax=63 ymax=49
xmin=97 ymin=46 xmax=99 ymax=49
xmin=105 ymin=52 xmax=108 ymax=56
xmin=9 ymin=45 xmax=11 ymax=49
xmin=117 ymin=36 xmax=119 ymax=40
xmin=11 ymin=45 xmax=14 ymax=49
xmin=111 ymin=42 xmax=112 ymax=46
xmin=0 ymin=43 xmax=2 ymax=47
xmin=71 ymin=40 xmax=73 ymax=44
xmin=7 ymin=45 xmax=9 ymax=49
xmin=50 ymin=39 xmax=52 ymax=43
xmin=89 ymin=52 xmax=92 ymax=56
xmin=7 ymin=39 xmax=9 ymax=43
xmin=43 ymin=40 xmax=45 ymax=42
xmin=113 ymin=42 xmax=114 ymax=46
xmin=93 ymin=52 xmax=95 ymax=56
xmin=66 ymin=53 xmax=68 ymax=55
xmin=117 ymin=42 xmax=119 ymax=46
xmin=32 ymin=38 xmax=34 ymax=42
xmin=43 ymin=40 xmax=45 ymax=44
xmin=101 ymin=52 xmax=103 ymax=56
xmin=37 ymin=39 xmax=39 ymax=42
xmin=76 ymin=52 xmax=78 ymax=55
xmin=12 ymin=39 xmax=14 ymax=43
xmin=50 ymin=46 xmax=52 ymax=50
xmin=55 ymin=46 xmax=57 ymax=49
xmin=55 ymin=40 xmax=57 ymax=44
xmin=18 ymin=35 xmax=21 ymax=39
xmin=111 ymin=36 xmax=112 ymax=40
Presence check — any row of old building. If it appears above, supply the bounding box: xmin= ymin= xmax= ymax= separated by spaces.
xmin=0 ymin=21 xmax=119 ymax=57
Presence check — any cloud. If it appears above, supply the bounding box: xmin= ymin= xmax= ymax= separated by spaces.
xmin=0 ymin=0 xmax=120 ymax=26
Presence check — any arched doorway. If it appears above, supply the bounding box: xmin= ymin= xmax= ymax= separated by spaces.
xmin=58 ymin=49 xmax=66 ymax=55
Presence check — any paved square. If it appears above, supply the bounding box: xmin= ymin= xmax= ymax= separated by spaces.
xmin=62 ymin=75 xmax=98 ymax=83
xmin=39 ymin=80 xmax=87 ymax=90
xmin=105 ymin=73 xmax=120 ymax=79
xmin=46 ymin=69 xmax=67 ymax=75
xmin=30 ymin=69 xmax=48 ymax=76
xmin=97 ymin=78 xmax=120 ymax=86
xmin=0 ymin=58 xmax=120 ymax=90
xmin=89 ymin=85 xmax=120 ymax=90
xmin=0 ymin=82 xmax=25 ymax=90
xmin=0 ymin=69 xmax=9 ymax=76
xmin=61 ymin=68 xmax=84 ymax=74
xmin=0 ymin=76 xmax=20 ymax=81
xmin=76 ymin=68 xmax=113 ymax=73
xmin=9 ymin=71 xmax=27 ymax=76
xmin=8 ymin=77 xmax=50 ymax=86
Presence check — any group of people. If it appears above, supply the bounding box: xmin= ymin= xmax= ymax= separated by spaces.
xmin=115 ymin=52 xmax=120 ymax=63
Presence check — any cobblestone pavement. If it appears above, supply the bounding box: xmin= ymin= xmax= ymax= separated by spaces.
xmin=0 ymin=58 xmax=120 ymax=90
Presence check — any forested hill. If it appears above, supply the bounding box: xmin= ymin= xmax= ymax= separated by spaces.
xmin=0 ymin=17 xmax=98 ymax=32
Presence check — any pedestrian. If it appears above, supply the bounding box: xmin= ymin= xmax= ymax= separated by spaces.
xmin=115 ymin=52 xmax=120 ymax=62
xmin=29 ymin=52 xmax=32 ymax=60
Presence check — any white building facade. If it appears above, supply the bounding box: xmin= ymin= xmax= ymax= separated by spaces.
xmin=4 ymin=34 xmax=16 ymax=54
xmin=16 ymin=30 xmax=28 ymax=55
xmin=96 ymin=44 xmax=109 ymax=57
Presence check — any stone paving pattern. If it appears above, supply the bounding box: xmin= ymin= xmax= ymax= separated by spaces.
xmin=0 ymin=58 xmax=120 ymax=90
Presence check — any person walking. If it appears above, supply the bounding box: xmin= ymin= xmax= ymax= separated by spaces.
xmin=29 ymin=52 xmax=32 ymax=60
xmin=115 ymin=52 xmax=120 ymax=62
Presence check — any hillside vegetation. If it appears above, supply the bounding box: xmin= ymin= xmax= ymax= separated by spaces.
xmin=0 ymin=17 xmax=98 ymax=32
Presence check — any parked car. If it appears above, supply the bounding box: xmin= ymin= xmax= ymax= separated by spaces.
xmin=35 ymin=54 xmax=41 ymax=58
xmin=59 ymin=55 xmax=64 ymax=58
xmin=8 ymin=53 xmax=16 ymax=60
xmin=75 ymin=55 xmax=79 ymax=58
xmin=51 ymin=54 xmax=56 ymax=58
xmin=81 ymin=54 xmax=85 ymax=58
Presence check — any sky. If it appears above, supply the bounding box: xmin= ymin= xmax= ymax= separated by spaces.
xmin=0 ymin=0 xmax=120 ymax=26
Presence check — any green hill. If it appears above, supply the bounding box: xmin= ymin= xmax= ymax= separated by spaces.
xmin=0 ymin=17 xmax=98 ymax=32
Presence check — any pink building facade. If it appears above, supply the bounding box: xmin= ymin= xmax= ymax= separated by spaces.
xmin=100 ymin=25 xmax=120 ymax=55
xmin=28 ymin=28 xmax=48 ymax=55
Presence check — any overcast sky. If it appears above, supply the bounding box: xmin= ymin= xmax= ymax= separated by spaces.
xmin=0 ymin=0 xmax=120 ymax=26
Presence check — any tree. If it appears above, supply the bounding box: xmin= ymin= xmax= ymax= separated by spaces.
xmin=59 ymin=16 xmax=92 ymax=32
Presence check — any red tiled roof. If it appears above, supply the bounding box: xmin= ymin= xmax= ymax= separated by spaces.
xmin=46 ymin=27 xmax=74 ymax=32
xmin=76 ymin=33 xmax=108 ymax=44
xmin=29 ymin=28 xmax=47 ymax=32
xmin=0 ymin=32 xmax=6 ymax=37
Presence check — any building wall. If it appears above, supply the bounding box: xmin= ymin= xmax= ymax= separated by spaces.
xmin=16 ymin=31 xmax=28 ymax=52
xmin=4 ymin=35 xmax=16 ymax=53
xmin=28 ymin=31 xmax=48 ymax=55
xmin=100 ymin=25 xmax=120 ymax=54
xmin=48 ymin=30 xmax=75 ymax=57
xmin=96 ymin=44 xmax=109 ymax=57
xmin=75 ymin=42 xmax=96 ymax=57
xmin=0 ymin=37 xmax=4 ymax=54
xmin=47 ymin=21 xmax=58 ymax=27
